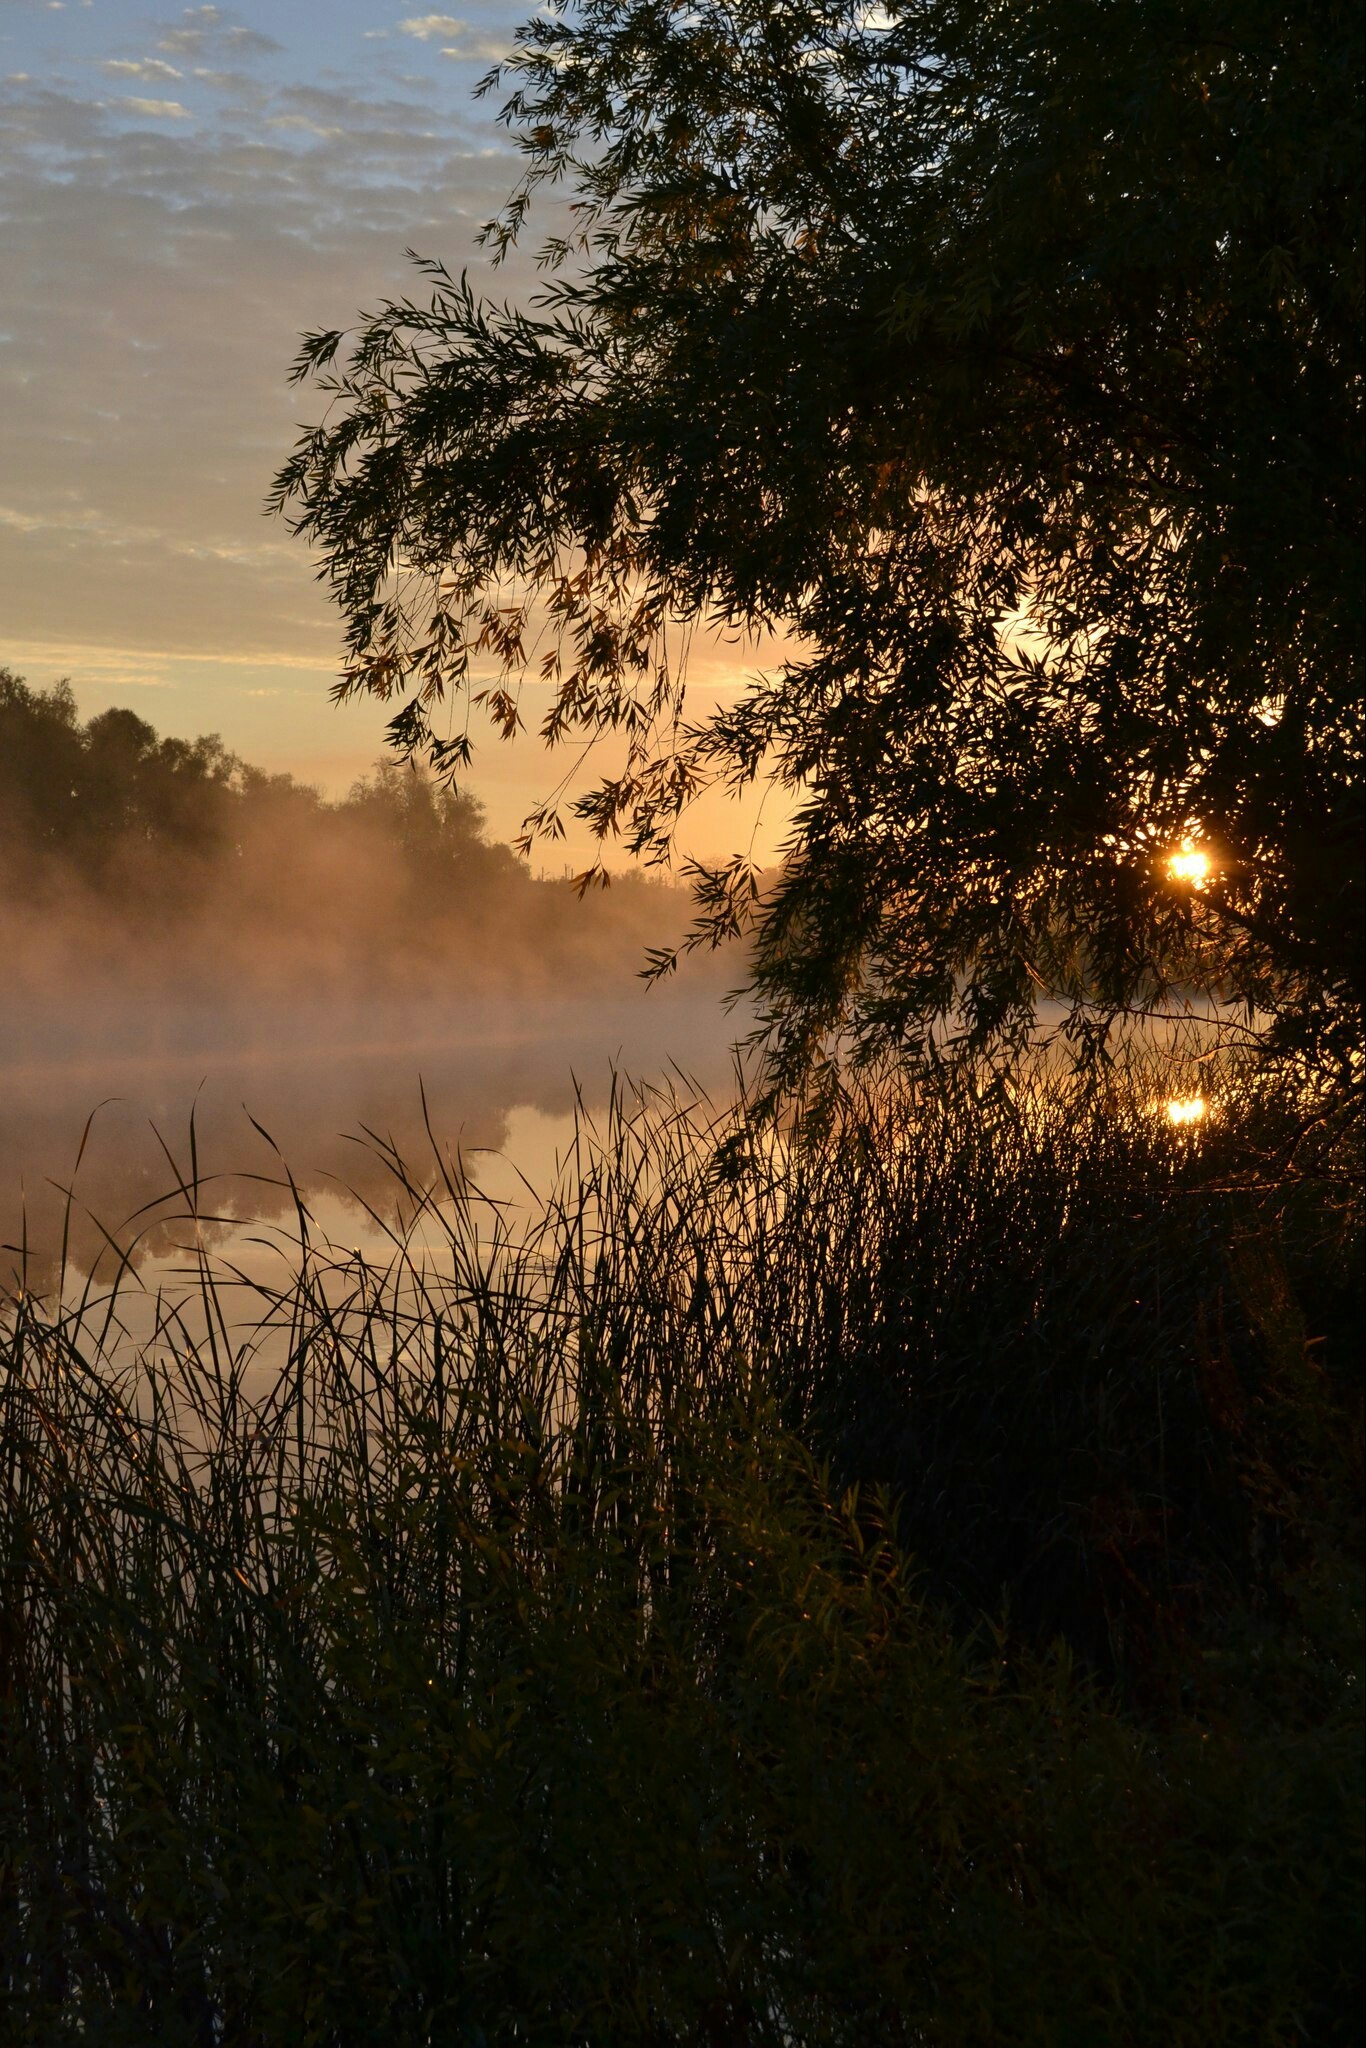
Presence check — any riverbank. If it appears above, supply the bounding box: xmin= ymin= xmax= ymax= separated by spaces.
xmin=3 ymin=1059 xmax=1360 ymax=2043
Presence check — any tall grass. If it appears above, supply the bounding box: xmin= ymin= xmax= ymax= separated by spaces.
xmin=1 ymin=1057 xmax=1361 ymax=2043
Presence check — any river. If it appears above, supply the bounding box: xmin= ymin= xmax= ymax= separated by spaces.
xmin=1 ymin=985 xmax=742 ymax=1298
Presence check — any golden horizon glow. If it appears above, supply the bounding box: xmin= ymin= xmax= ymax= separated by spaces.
xmin=1165 ymin=1096 xmax=1208 ymax=1127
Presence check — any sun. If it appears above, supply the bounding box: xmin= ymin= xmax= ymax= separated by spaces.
xmin=1165 ymin=1096 xmax=1208 ymax=1126
xmin=1167 ymin=845 xmax=1211 ymax=887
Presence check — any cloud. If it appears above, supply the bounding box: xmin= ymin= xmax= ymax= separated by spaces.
xmin=439 ymin=35 xmax=513 ymax=61
xmin=156 ymin=7 xmax=282 ymax=60
xmin=0 ymin=68 xmax=524 ymax=684
xmin=187 ymin=67 xmax=262 ymax=95
xmin=0 ymin=8 xmax=650 ymax=842
xmin=267 ymin=115 xmax=345 ymax=139
xmin=393 ymin=16 xmax=515 ymax=62
xmin=116 ymin=97 xmax=193 ymax=119
xmin=101 ymin=59 xmax=184 ymax=82
xmin=399 ymin=15 xmax=470 ymax=40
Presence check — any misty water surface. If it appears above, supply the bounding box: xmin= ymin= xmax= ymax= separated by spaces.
xmin=1 ymin=986 xmax=742 ymax=1293
xmin=1 ymin=679 xmax=752 ymax=1292
xmin=1 ymin=683 xmax=1227 ymax=1300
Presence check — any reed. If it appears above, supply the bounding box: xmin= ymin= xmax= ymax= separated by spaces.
xmin=1 ymin=1055 xmax=1360 ymax=2043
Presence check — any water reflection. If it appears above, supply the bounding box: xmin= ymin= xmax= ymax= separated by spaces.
xmin=1 ymin=989 xmax=740 ymax=1292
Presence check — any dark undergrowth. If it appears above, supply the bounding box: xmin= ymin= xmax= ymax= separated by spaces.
xmin=1 ymin=1054 xmax=1361 ymax=2043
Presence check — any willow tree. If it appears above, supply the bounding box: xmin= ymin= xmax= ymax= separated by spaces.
xmin=274 ymin=0 xmax=1363 ymax=1092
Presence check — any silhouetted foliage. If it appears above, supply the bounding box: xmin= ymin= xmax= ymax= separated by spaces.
xmin=1 ymin=666 xmax=486 ymax=884
xmin=0 ymin=672 xmax=235 ymax=877
xmin=0 ymin=667 xmax=694 ymax=996
xmin=2 ymin=1069 xmax=1361 ymax=2041
xmin=275 ymin=0 xmax=1363 ymax=1094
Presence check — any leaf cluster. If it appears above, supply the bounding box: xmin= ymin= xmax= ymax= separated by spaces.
xmin=275 ymin=0 xmax=1363 ymax=1093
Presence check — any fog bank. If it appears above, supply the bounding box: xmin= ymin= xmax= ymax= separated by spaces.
xmin=1 ymin=671 xmax=743 ymax=1285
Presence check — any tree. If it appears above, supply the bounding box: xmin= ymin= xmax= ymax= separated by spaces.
xmin=273 ymin=0 xmax=1363 ymax=1095
xmin=0 ymin=669 xmax=237 ymax=872
xmin=346 ymin=756 xmax=523 ymax=891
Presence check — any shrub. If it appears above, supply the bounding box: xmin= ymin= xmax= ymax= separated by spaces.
xmin=2 ymin=1063 xmax=1359 ymax=2042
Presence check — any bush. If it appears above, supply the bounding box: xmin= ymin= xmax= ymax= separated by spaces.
xmin=1 ymin=1064 xmax=1360 ymax=2042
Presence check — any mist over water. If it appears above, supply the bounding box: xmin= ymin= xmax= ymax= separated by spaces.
xmin=1 ymin=673 xmax=743 ymax=1288
xmin=2 ymin=992 xmax=741 ymax=1293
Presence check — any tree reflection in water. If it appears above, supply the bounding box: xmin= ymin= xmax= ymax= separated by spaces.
xmin=1 ymin=990 xmax=740 ymax=1295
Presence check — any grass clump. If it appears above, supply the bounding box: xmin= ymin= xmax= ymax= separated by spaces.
xmin=1 ymin=1062 xmax=1361 ymax=2043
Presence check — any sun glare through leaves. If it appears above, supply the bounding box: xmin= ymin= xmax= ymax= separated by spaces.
xmin=1166 ymin=845 xmax=1212 ymax=888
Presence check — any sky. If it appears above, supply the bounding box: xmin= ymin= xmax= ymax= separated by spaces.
xmin=0 ymin=0 xmax=782 ymax=861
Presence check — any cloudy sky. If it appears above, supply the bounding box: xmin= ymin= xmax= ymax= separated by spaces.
xmin=2 ymin=0 xmax=778 ymax=859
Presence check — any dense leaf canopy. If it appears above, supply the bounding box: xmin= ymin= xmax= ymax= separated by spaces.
xmin=275 ymin=0 xmax=1363 ymax=1091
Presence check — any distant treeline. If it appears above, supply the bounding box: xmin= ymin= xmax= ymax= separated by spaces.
xmin=0 ymin=667 xmax=704 ymax=999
